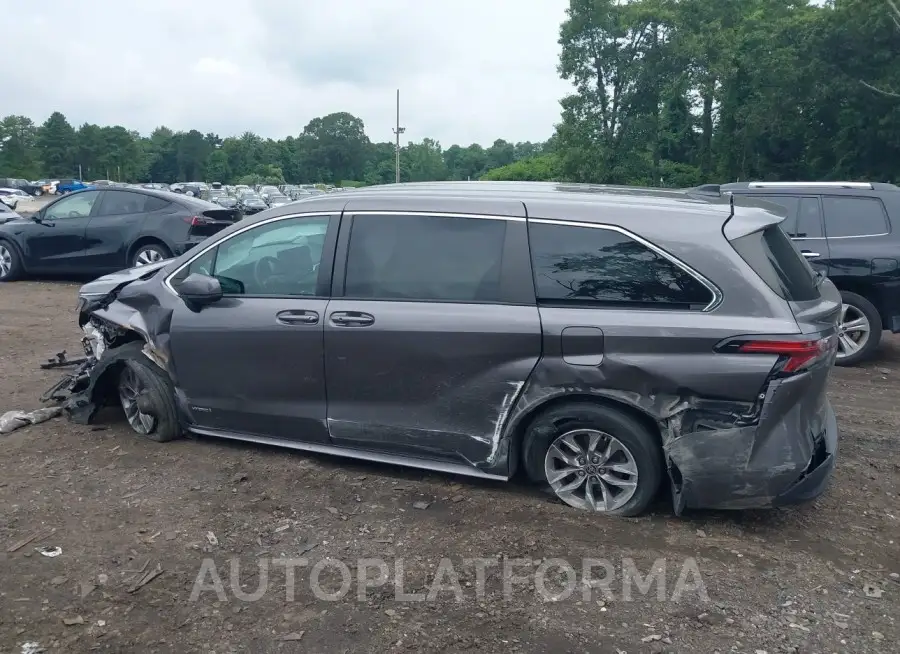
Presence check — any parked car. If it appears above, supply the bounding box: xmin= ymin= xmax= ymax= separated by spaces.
xmin=0 ymin=187 xmax=29 ymax=209
xmin=722 ymin=181 xmax=900 ymax=366
xmin=238 ymin=193 xmax=267 ymax=214
xmin=266 ymin=193 xmax=291 ymax=208
xmin=212 ymin=195 xmax=239 ymax=209
xmin=258 ymin=185 xmax=280 ymax=202
xmin=0 ymin=187 xmax=241 ymax=281
xmin=0 ymin=178 xmax=44 ymax=196
xmin=61 ymin=182 xmax=840 ymax=517
xmin=0 ymin=201 xmax=22 ymax=223
xmin=56 ymin=179 xmax=93 ymax=194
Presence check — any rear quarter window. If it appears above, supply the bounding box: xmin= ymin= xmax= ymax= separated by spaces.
xmin=527 ymin=222 xmax=715 ymax=310
xmin=730 ymin=225 xmax=820 ymax=302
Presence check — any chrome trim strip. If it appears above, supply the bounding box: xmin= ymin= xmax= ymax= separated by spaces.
xmin=826 ymin=233 xmax=890 ymax=239
xmin=163 ymin=211 xmax=340 ymax=296
xmin=351 ymin=210 xmax=525 ymax=222
xmin=748 ymin=181 xmax=873 ymax=189
xmin=792 ymin=233 xmax=889 ymax=241
xmin=188 ymin=426 xmax=509 ymax=481
xmin=528 ymin=218 xmax=723 ymax=312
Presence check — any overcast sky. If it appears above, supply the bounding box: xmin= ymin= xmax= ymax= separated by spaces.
xmin=2 ymin=0 xmax=571 ymax=147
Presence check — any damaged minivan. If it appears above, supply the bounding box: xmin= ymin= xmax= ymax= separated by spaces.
xmin=47 ymin=182 xmax=842 ymax=516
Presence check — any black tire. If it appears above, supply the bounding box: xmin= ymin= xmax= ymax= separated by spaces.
xmin=119 ymin=355 xmax=180 ymax=442
xmin=835 ymin=290 xmax=882 ymax=367
xmin=522 ymin=402 xmax=663 ymax=517
xmin=131 ymin=243 xmax=172 ymax=268
xmin=32 ymin=188 xmax=42 ymax=197
xmin=0 ymin=239 xmax=24 ymax=282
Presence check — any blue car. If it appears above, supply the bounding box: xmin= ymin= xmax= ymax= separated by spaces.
xmin=56 ymin=179 xmax=94 ymax=194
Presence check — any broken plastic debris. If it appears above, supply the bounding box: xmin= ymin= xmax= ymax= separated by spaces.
xmin=863 ymin=583 xmax=884 ymax=598
xmin=35 ymin=546 xmax=62 ymax=558
xmin=206 ymin=531 xmax=219 ymax=546
xmin=20 ymin=643 xmax=45 ymax=654
xmin=0 ymin=407 xmax=63 ymax=434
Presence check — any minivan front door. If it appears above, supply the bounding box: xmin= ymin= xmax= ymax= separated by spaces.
xmin=167 ymin=213 xmax=338 ymax=443
xmin=323 ymin=211 xmax=541 ymax=472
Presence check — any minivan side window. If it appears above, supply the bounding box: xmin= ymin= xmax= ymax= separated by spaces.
xmin=822 ymin=197 xmax=890 ymax=237
xmin=344 ymin=214 xmax=507 ymax=303
xmin=172 ymin=216 xmax=330 ymax=296
xmin=528 ymin=222 xmax=714 ymax=309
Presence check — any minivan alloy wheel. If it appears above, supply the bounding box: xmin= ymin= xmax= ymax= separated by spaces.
xmin=836 ymin=303 xmax=871 ymax=360
xmin=544 ymin=429 xmax=639 ymax=512
xmin=119 ymin=366 xmax=157 ymax=434
xmin=0 ymin=244 xmax=11 ymax=278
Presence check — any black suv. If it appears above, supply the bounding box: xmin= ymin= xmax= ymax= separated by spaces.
xmin=723 ymin=181 xmax=900 ymax=365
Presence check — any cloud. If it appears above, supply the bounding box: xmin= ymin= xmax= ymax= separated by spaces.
xmin=1 ymin=0 xmax=571 ymax=146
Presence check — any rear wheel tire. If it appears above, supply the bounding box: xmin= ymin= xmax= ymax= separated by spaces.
xmin=132 ymin=243 xmax=171 ymax=267
xmin=117 ymin=355 xmax=180 ymax=442
xmin=32 ymin=189 xmax=42 ymax=197
xmin=522 ymin=402 xmax=663 ymax=517
xmin=835 ymin=291 xmax=881 ymax=367
xmin=0 ymin=240 xmax=23 ymax=281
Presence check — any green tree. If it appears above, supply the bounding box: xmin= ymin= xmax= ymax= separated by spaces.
xmin=0 ymin=116 xmax=40 ymax=178
xmin=480 ymin=154 xmax=562 ymax=181
xmin=36 ymin=112 xmax=76 ymax=177
xmin=205 ymin=148 xmax=231 ymax=182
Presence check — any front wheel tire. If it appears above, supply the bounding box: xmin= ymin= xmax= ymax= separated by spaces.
xmin=118 ymin=356 xmax=180 ymax=442
xmin=835 ymin=291 xmax=882 ymax=367
xmin=522 ymin=402 xmax=663 ymax=517
xmin=0 ymin=240 xmax=23 ymax=281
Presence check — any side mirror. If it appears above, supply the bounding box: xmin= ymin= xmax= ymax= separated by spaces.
xmin=178 ymin=273 xmax=223 ymax=308
xmin=30 ymin=212 xmax=43 ymax=223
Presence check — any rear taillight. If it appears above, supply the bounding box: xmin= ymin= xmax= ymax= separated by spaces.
xmin=719 ymin=335 xmax=837 ymax=374
xmin=184 ymin=215 xmax=213 ymax=226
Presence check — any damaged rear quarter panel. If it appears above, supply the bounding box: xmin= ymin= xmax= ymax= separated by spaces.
xmin=501 ymin=306 xmax=826 ymax=511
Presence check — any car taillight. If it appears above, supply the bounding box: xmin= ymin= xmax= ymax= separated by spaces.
xmin=727 ymin=336 xmax=837 ymax=374
xmin=184 ymin=215 xmax=213 ymax=226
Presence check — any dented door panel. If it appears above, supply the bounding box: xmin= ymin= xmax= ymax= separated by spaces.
xmin=324 ymin=301 xmax=541 ymax=470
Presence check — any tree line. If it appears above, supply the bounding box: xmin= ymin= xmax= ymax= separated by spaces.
xmin=1 ymin=0 xmax=898 ymax=188
xmin=0 ymin=110 xmax=549 ymax=187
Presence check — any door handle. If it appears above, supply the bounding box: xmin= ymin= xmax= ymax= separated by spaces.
xmin=330 ymin=311 xmax=375 ymax=327
xmin=801 ymin=251 xmax=820 ymax=258
xmin=275 ymin=310 xmax=319 ymax=325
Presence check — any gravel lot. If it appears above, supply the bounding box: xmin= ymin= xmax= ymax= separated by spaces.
xmin=0 ymin=281 xmax=898 ymax=653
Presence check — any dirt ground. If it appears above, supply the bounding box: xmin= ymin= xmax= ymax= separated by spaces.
xmin=0 ymin=281 xmax=897 ymax=654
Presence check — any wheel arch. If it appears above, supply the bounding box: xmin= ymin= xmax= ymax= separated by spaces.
xmin=506 ymin=391 xmax=664 ymax=481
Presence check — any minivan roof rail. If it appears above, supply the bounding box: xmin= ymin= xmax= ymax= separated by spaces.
xmin=747 ymin=181 xmax=873 ymax=190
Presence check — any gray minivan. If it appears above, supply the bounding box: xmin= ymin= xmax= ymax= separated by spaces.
xmin=55 ymin=182 xmax=841 ymax=517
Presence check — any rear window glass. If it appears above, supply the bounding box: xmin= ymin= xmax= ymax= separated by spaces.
xmin=731 ymin=226 xmax=820 ymax=302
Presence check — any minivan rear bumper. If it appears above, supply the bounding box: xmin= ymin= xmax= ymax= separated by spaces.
xmin=666 ymin=377 xmax=839 ymax=512
xmin=772 ymin=401 xmax=837 ymax=506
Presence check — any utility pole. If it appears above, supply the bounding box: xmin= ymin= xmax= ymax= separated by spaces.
xmin=78 ymin=164 xmax=82 ymax=180
xmin=392 ymin=89 xmax=405 ymax=184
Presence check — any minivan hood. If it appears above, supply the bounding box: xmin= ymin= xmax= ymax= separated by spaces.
xmin=78 ymin=259 xmax=170 ymax=297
